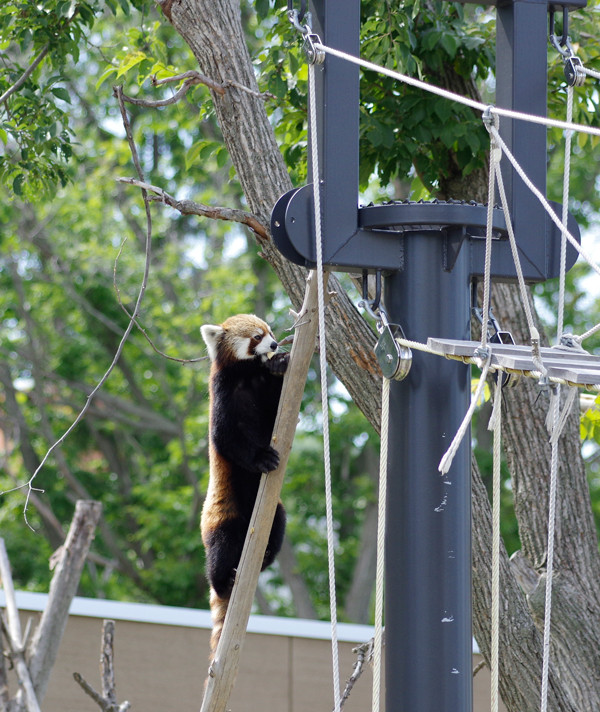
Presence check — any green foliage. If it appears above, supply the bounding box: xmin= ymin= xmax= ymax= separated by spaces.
xmin=2 ymin=0 xmax=600 ymax=627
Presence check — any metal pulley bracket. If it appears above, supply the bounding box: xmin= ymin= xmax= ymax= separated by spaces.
xmin=303 ymin=32 xmax=325 ymax=64
xmin=564 ymin=55 xmax=585 ymax=86
xmin=375 ymin=320 xmax=412 ymax=381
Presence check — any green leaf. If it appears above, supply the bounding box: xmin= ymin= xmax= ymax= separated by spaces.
xmin=116 ymin=50 xmax=148 ymax=78
xmin=51 ymin=87 xmax=71 ymax=103
xmin=95 ymin=66 xmax=118 ymax=90
xmin=12 ymin=173 xmax=24 ymax=196
xmin=440 ymin=32 xmax=458 ymax=58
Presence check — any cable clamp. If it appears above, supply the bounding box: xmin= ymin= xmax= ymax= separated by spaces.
xmin=549 ymin=7 xmax=585 ymax=87
xmin=359 ymin=274 xmax=411 ymax=381
xmin=373 ymin=314 xmax=412 ymax=381
xmin=303 ymin=32 xmax=325 ymax=65
xmin=563 ymin=55 xmax=585 ymax=87
xmin=482 ymin=105 xmax=498 ymax=129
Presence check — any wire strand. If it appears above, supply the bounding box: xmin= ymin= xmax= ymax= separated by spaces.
xmin=314 ymin=42 xmax=600 ymax=138
xmin=558 ymin=86 xmax=574 ymax=342
xmin=371 ymin=376 xmax=389 ymax=712
xmin=488 ymin=376 xmax=504 ymax=712
xmin=308 ymin=61 xmax=341 ymax=712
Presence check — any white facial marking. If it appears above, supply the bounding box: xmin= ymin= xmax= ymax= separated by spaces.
xmin=255 ymin=331 xmax=277 ymax=358
xmin=232 ymin=336 xmax=253 ymax=360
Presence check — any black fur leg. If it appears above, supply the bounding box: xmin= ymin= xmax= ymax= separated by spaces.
xmin=204 ymin=523 xmax=245 ymax=598
xmin=254 ymin=445 xmax=280 ymax=473
xmin=262 ymin=502 xmax=286 ymax=571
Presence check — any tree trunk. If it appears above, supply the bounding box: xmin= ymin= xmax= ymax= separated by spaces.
xmin=159 ymin=2 xmax=600 ymax=709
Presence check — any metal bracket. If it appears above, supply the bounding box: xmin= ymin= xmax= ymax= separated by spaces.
xmin=303 ymin=32 xmax=325 ymax=64
xmin=374 ymin=316 xmax=412 ymax=381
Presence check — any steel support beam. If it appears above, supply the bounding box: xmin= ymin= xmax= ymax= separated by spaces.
xmin=384 ymin=234 xmax=472 ymax=712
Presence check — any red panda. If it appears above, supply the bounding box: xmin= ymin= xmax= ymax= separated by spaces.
xmin=200 ymin=314 xmax=288 ymax=661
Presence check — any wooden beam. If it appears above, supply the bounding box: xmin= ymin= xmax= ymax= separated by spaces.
xmin=200 ymin=271 xmax=320 ymax=712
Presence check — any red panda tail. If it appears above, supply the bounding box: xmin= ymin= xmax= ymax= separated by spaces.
xmin=209 ymin=587 xmax=230 ymax=662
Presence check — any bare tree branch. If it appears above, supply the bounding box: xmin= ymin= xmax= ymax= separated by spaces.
xmin=117 ymin=70 xmax=274 ymax=109
xmin=339 ymin=637 xmax=377 ymax=710
xmin=116 ymin=176 xmax=269 ymax=238
xmin=0 ymin=45 xmax=50 ymax=104
xmin=73 ymin=621 xmax=130 ymax=712
xmin=0 ymin=9 xmax=81 ymax=105
xmin=0 ymin=540 xmax=42 ymax=712
xmin=27 ymin=501 xmax=102 ymax=702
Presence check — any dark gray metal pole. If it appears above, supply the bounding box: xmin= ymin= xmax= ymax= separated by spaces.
xmin=384 ymin=232 xmax=472 ymax=712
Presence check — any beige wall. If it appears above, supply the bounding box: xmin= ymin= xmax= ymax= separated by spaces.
xmin=8 ymin=597 xmax=505 ymax=711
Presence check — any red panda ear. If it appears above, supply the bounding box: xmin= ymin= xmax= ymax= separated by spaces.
xmin=201 ymin=324 xmax=224 ymax=361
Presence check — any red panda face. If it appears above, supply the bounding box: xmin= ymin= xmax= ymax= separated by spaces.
xmin=201 ymin=314 xmax=278 ymax=363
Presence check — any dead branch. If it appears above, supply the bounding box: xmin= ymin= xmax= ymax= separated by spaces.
xmin=116 ymin=177 xmax=269 ymax=239
xmin=0 ymin=539 xmax=42 ymax=712
xmin=121 ymin=73 xmax=223 ymax=107
xmin=27 ymin=501 xmax=102 ymax=702
xmin=338 ymin=636 xmax=378 ymax=710
xmin=73 ymin=620 xmax=130 ymax=712
xmin=116 ymin=70 xmax=274 ymax=109
xmin=473 ymin=659 xmax=487 ymax=677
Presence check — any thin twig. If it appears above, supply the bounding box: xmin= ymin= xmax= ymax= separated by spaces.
xmin=0 ymin=9 xmax=80 ymax=105
xmin=116 ymin=176 xmax=269 ymax=239
xmin=338 ymin=638 xmax=376 ymax=710
xmin=473 ymin=658 xmax=487 ymax=677
xmin=73 ymin=673 xmax=108 ymax=711
xmin=0 ymin=88 xmax=154 ymax=526
xmin=111 ymin=237 xmax=207 ymax=364
xmin=152 ymin=70 xmax=275 ymax=100
xmin=118 ymin=70 xmax=274 ymax=110
xmin=0 ymin=45 xmax=50 ymax=104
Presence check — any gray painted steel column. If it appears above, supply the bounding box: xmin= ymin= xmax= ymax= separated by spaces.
xmin=384 ymin=231 xmax=472 ymax=712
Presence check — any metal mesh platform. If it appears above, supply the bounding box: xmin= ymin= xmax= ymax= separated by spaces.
xmin=427 ymin=338 xmax=600 ymax=388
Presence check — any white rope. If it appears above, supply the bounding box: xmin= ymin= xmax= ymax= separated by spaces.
xmin=579 ymin=321 xmax=600 ymax=342
xmin=540 ymin=386 xmax=560 ymax=712
xmin=488 ymin=376 xmax=504 ymax=712
xmin=486 ymin=134 xmax=547 ymax=377
xmin=558 ymin=86 xmax=574 ymax=342
xmin=439 ymin=351 xmax=492 ymax=475
xmin=308 ymin=61 xmax=341 ymax=712
xmin=582 ymin=65 xmax=600 ymax=81
xmin=480 ymin=114 xmax=499 ymax=352
xmin=314 ymin=41 xmax=600 ymax=138
xmin=371 ymin=376 xmax=390 ymax=712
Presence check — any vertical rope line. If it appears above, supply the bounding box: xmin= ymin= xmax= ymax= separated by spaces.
xmin=308 ymin=61 xmax=341 ymax=712
xmin=540 ymin=385 xmax=561 ymax=712
xmin=481 ymin=121 xmax=498 ymax=351
xmin=488 ymin=377 xmax=503 ymax=712
xmin=491 ymin=156 xmax=547 ymax=377
xmin=558 ymin=86 xmax=574 ymax=342
xmin=372 ymin=376 xmax=390 ymax=712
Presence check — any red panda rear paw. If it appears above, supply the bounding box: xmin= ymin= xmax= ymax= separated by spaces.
xmin=264 ymin=352 xmax=289 ymax=375
xmin=255 ymin=446 xmax=280 ymax=473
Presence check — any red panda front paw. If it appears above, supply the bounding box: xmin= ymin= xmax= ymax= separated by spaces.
xmin=255 ymin=445 xmax=280 ymax=473
xmin=264 ymin=352 xmax=289 ymax=375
